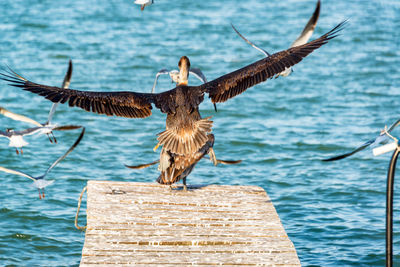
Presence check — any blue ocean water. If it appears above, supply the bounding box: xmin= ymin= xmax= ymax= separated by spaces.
xmin=0 ymin=0 xmax=399 ymax=265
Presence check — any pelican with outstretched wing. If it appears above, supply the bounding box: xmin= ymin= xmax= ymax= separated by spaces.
xmin=0 ymin=60 xmax=73 ymax=143
xmin=0 ymin=21 xmax=345 ymax=188
xmin=232 ymin=0 xmax=321 ymax=77
xmin=0 ymin=127 xmax=84 ymax=198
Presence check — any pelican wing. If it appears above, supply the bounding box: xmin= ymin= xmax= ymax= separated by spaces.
xmin=189 ymin=68 xmax=208 ymax=83
xmin=0 ymin=70 xmax=155 ymax=118
xmin=322 ymin=138 xmax=376 ymax=161
xmin=0 ymin=166 xmax=35 ymax=181
xmin=0 ymin=106 xmax=42 ymax=127
xmin=200 ymin=21 xmax=345 ymax=104
xmin=291 ymin=0 xmax=321 ymax=48
xmin=44 ymin=127 xmax=85 ymax=177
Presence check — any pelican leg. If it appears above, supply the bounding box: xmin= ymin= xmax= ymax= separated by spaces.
xmin=15 ymin=149 xmax=19 ymax=155
xmin=42 ymin=189 xmax=45 ymax=199
xmin=20 ymin=148 xmax=23 ymax=155
xmin=183 ymin=178 xmax=187 ymax=192
xmin=141 ymin=5 xmax=145 ymax=10
xmin=46 ymin=134 xmax=53 ymax=143
xmin=38 ymin=189 xmax=42 ymax=199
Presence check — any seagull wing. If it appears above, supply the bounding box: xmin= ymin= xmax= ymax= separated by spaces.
xmin=199 ymin=21 xmax=345 ymax=104
xmin=216 ymin=159 xmax=242 ymax=165
xmin=152 ymin=69 xmax=171 ymax=93
xmin=0 ymin=166 xmax=35 ymax=181
xmin=0 ymin=106 xmax=42 ymax=127
xmin=43 ymin=127 xmax=85 ymax=177
xmin=53 ymin=125 xmax=82 ymax=131
xmin=16 ymin=127 xmax=43 ymax=136
xmin=387 ymin=118 xmax=400 ymax=133
xmin=125 ymin=160 xmax=160 ymax=169
xmin=322 ymin=138 xmax=376 ymax=161
xmin=46 ymin=60 xmax=73 ymax=125
xmin=189 ymin=68 xmax=208 ymax=83
xmin=231 ymin=23 xmax=270 ymax=57
xmin=291 ymin=0 xmax=321 ymax=48
xmin=0 ymin=70 xmax=156 ymax=119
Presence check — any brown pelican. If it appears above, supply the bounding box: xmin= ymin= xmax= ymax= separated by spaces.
xmin=134 ymin=0 xmax=153 ymax=11
xmin=151 ymin=68 xmax=207 ymax=93
xmin=232 ymin=0 xmax=321 ymax=77
xmin=323 ymin=119 xmax=400 ymax=161
xmin=0 ymin=127 xmax=84 ymax=199
xmin=0 ymin=21 xmax=345 ymax=187
xmin=0 ymin=60 xmax=73 ymax=143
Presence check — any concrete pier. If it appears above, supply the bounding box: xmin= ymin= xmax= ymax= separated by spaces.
xmin=79 ymin=180 xmax=300 ymax=266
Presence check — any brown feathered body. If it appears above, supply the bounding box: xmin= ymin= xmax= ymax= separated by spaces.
xmin=157 ymin=134 xmax=215 ymax=185
xmin=155 ymin=85 xmax=214 ymax=185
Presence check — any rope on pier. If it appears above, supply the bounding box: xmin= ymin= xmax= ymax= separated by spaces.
xmin=75 ymin=186 xmax=87 ymax=231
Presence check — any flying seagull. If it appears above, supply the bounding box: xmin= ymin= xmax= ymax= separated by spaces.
xmin=0 ymin=60 xmax=73 ymax=143
xmin=0 ymin=127 xmax=85 ymax=198
xmin=323 ymin=119 xmax=400 ymax=161
xmin=232 ymin=0 xmax=321 ymax=77
xmin=134 ymin=0 xmax=153 ymax=11
xmin=151 ymin=67 xmax=207 ymax=93
xmin=0 ymin=21 xmax=345 ymax=188
xmin=0 ymin=127 xmax=42 ymax=154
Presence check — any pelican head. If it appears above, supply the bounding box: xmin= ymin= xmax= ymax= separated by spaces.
xmin=177 ymin=56 xmax=190 ymax=86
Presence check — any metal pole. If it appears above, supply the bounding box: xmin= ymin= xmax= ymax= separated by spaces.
xmin=386 ymin=147 xmax=399 ymax=267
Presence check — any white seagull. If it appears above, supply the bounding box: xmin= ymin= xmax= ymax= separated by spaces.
xmin=0 ymin=60 xmax=73 ymax=143
xmin=0 ymin=127 xmax=85 ymax=199
xmin=0 ymin=128 xmax=42 ymax=154
xmin=151 ymin=67 xmax=207 ymax=93
xmin=232 ymin=0 xmax=321 ymax=77
xmin=134 ymin=0 xmax=154 ymax=11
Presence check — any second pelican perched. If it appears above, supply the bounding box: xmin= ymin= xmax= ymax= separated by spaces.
xmin=0 ymin=21 xmax=345 ymax=188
